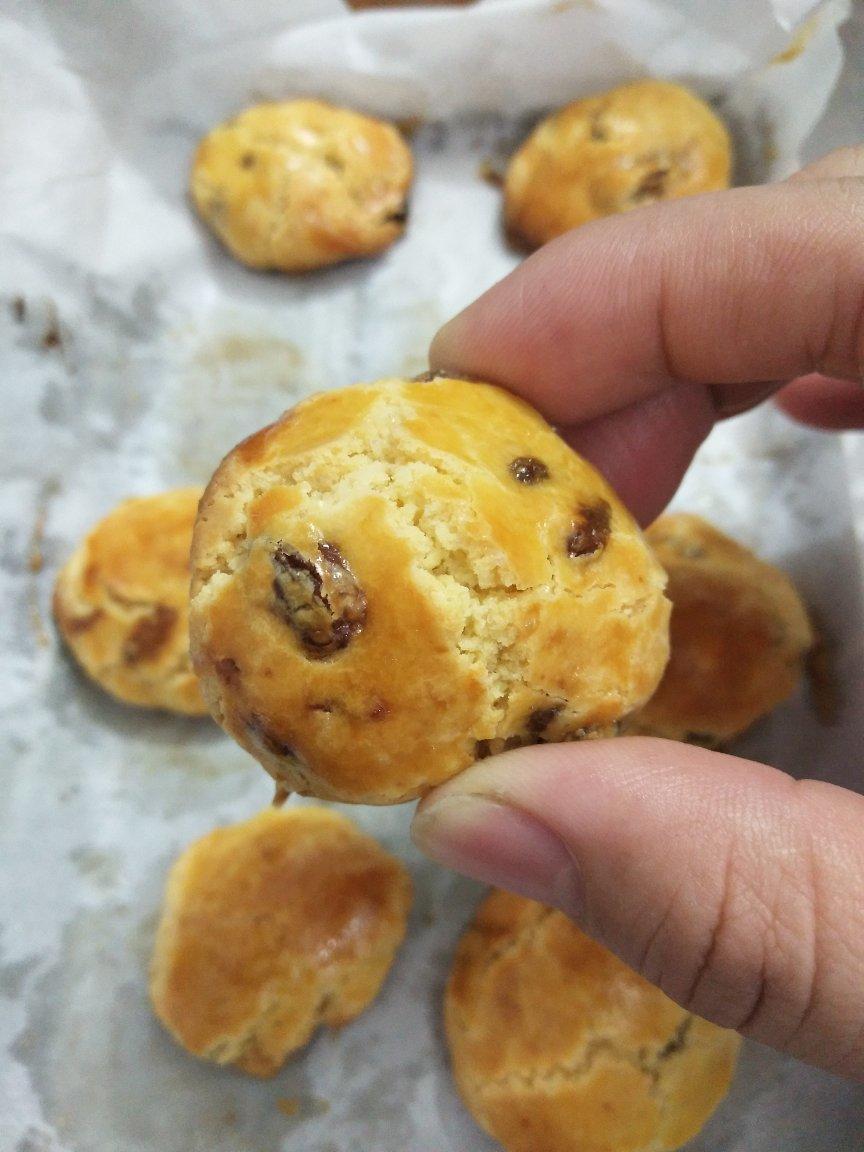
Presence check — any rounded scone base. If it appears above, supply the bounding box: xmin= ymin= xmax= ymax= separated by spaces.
xmin=445 ymin=890 xmax=741 ymax=1152
xmin=53 ymin=487 xmax=206 ymax=715
xmin=149 ymin=806 xmax=412 ymax=1077
xmin=190 ymin=376 xmax=670 ymax=803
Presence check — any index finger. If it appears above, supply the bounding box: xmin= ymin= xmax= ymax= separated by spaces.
xmin=430 ymin=179 xmax=864 ymax=519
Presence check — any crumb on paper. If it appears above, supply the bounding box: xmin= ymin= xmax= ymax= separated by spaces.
xmin=28 ymin=478 xmax=60 ymax=648
xmin=396 ymin=116 xmax=425 ymax=139
xmin=276 ymin=1095 xmax=330 ymax=1119
xmin=42 ymin=313 xmax=62 ymax=350
xmin=9 ymin=294 xmax=67 ymax=356
xmin=194 ymin=333 xmax=303 ymax=371
xmin=771 ymin=13 xmax=819 ymax=65
xmin=548 ymin=0 xmax=597 ymax=11
xmin=477 ymin=160 xmax=504 ymax=187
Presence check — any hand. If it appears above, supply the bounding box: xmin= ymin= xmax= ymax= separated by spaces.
xmin=411 ymin=146 xmax=864 ymax=1081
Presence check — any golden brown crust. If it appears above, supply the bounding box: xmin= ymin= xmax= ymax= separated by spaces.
xmin=53 ymin=488 xmax=206 ymax=715
xmin=445 ymin=891 xmax=740 ymax=1152
xmin=626 ymin=513 xmax=814 ymax=745
xmin=190 ymin=99 xmax=413 ymax=272
xmin=504 ymin=80 xmax=731 ymax=250
xmin=189 ymin=376 xmax=670 ymax=804
xmin=149 ymin=806 xmax=411 ymax=1076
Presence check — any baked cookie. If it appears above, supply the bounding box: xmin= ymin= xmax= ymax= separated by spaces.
xmin=53 ymin=488 xmax=206 ymax=715
xmin=445 ymin=891 xmax=740 ymax=1152
xmin=190 ymin=99 xmax=412 ymax=272
xmin=626 ymin=513 xmax=813 ymax=745
xmin=504 ymin=80 xmax=731 ymax=250
xmin=189 ymin=375 xmax=670 ymax=804
xmin=149 ymin=806 xmax=411 ymax=1076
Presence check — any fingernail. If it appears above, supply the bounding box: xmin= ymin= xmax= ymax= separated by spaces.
xmin=411 ymin=794 xmax=581 ymax=913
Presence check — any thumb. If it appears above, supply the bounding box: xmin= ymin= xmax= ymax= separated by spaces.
xmin=411 ymin=738 xmax=864 ymax=1080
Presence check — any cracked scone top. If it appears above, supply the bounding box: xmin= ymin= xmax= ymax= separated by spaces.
xmin=504 ymin=80 xmax=731 ymax=250
xmin=445 ymin=891 xmax=740 ymax=1152
xmin=189 ymin=376 xmax=670 ymax=804
xmin=150 ymin=807 xmax=411 ymax=1076
xmin=190 ymin=99 xmax=413 ymax=272
xmin=53 ymin=488 xmax=206 ymax=715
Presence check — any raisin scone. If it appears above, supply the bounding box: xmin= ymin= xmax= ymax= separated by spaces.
xmin=190 ymin=99 xmax=412 ymax=272
xmin=446 ymin=891 xmax=741 ymax=1152
xmin=505 ymin=80 xmax=731 ymax=250
xmin=625 ymin=513 xmax=814 ymax=746
xmin=189 ymin=375 xmax=670 ymax=804
xmin=150 ymin=806 xmax=411 ymax=1076
xmin=53 ymin=488 xmax=206 ymax=715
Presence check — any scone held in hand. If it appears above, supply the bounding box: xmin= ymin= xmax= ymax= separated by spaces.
xmin=150 ymin=806 xmax=411 ymax=1076
xmin=190 ymin=376 xmax=670 ymax=803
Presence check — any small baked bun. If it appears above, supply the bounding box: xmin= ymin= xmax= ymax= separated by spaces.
xmin=149 ymin=806 xmax=411 ymax=1077
xmin=53 ymin=488 xmax=206 ymax=715
xmin=189 ymin=375 xmax=670 ymax=804
xmin=504 ymin=80 xmax=731 ymax=250
xmin=445 ymin=891 xmax=741 ymax=1152
xmin=190 ymin=99 xmax=412 ymax=272
xmin=626 ymin=513 xmax=813 ymax=745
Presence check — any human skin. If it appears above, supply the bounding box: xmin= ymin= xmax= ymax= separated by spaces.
xmin=412 ymin=146 xmax=864 ymax=1081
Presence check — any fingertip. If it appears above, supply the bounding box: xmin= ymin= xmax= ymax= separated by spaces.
xmin=775 ymin=374 xmax=864 ymax=430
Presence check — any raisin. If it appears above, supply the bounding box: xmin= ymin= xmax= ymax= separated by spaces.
xmin=632 ymin=167 xmax=669 ymax=202
xmin=122 ymin=605 xmax=176 ymax=664
xmin=247 ymin=712 xmax=297 ymax=760
xmin=527 ymin=704 xmax=563 ymax=735
xmin=566 ymin=501 xmax=611 ymax=558
xmin=684 ymin=732 xmax=720 ymax=749
xmin=214 ymin=657 xmax=241 ymax=686
xmin=412 ymin=369 xmax=453 ymax=383
xmin=509 ymin=456 xmax=549 ymax=485
xmin=656 ymin=1017 xmax=693 ymax=1061
xmin=272 ymin=540 xmax=367 ymax=657
xmin=474 ymin=734 xmax=529 ymax=760
xmin=64 ymin=608 xmax=103 ymax=635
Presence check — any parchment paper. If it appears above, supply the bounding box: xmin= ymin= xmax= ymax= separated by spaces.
xmin=1 ymin=1 xmax=863 ymax=1149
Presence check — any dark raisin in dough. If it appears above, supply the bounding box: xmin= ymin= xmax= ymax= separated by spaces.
xmin=272 ymin=540 xmax=367 ymax=656
xmin=509 ymin=456 xmax=550 ymax=484
xmin=567 ymin=501 xmax=611 ymax=558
